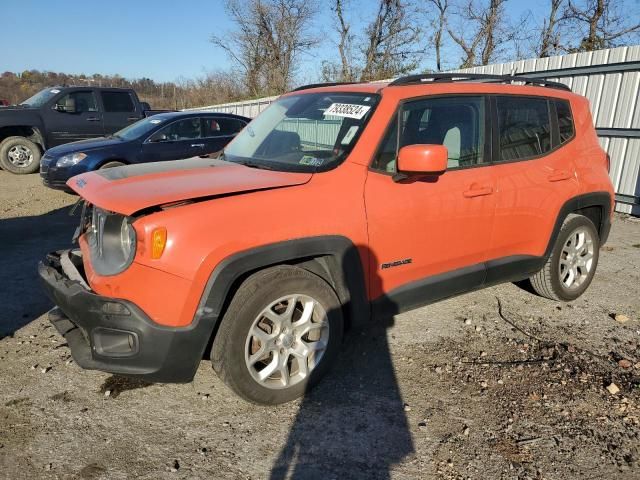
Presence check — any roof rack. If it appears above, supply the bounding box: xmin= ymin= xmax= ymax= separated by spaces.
xmin=292 ymin=81 xmax=364 ymax=92
xmin=388 ymin=73 xmax=571 ymax=91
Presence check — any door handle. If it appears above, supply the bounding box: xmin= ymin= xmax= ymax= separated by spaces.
xmin=548 ymin=170 xmax=573 ymax=182
xmin=127 ymin=116 xmax=139 ymax=121
xmin=463 ymin=185 xmax=493 ymax=198
xmin=191 ymin=143 xmax=205 ymax=148
xmin=86 ymin=117 xmax=101 ymax=121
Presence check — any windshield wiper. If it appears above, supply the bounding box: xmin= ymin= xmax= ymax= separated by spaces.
xmin=238 ymin=160 xmax=274 ymax=170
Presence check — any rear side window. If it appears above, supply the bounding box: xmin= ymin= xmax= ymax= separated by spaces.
xmin=497 ymin=96 xmax=551 ymax=161
xmin=101 ymin=92 xmax=135 ymax=112
xmin=372 ymin=96 xmax=486 ymax=172
xmin=555 ymin=100 xmax=574 ymax=144
xmin=202 ymin=117 xmax=246 ymax=137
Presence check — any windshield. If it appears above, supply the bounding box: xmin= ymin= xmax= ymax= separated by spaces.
xmin=224 ymin=92 xmax=379 ymax=172
xmin=113 ymin=116 xmax=167 ymax=140
xmin=20 ymin=88 xmax=61 ymax=107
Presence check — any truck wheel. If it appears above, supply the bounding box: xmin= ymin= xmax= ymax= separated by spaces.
xmin=0 ymin=136 xmax=42 ymax=174
xmin=211 ymin=265 xmax=344 ymax=405
xmin=99 ymin=161 xmax=125 ymax=169
xmin=528 ymin=214 xmax=600 ymax=301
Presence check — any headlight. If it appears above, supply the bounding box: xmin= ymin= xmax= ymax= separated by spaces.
xmin=87 ymin=207 xmax=136 ymax=275
xmin=56 ymin=152 xmax=87 ymax=167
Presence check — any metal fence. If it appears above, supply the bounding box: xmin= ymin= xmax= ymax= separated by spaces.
xmin=189 ymin=46 xmax=640 ymax=215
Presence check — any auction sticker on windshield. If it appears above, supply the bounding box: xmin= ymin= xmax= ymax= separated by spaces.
xmin=324 ymin=103 xmax=371 ymax=119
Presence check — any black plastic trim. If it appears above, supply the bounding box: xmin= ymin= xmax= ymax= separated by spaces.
xmin=196 ymin=236 xmax=370 ymax=330
xmin=39 ymin=251 xmax=210 ymax=382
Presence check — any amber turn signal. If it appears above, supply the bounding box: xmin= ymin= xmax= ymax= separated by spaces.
xmin=151 ymin=227 xmax=167 ymax=259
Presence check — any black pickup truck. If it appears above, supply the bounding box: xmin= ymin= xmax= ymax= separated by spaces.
xmin=0 ymin=86 xmax=168 ymax=174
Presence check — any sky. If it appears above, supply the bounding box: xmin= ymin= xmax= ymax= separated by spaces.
xmin=1 ymin=0 xmax=557 ymax=84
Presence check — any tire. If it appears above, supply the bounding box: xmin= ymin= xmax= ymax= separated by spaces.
xmin=528 ymin=214 xmax=600 ymax=301
xmin=0 ymin=136 xmax=42 ymax=174
xmin=211 ymin=265 xmax=344 ymax=405
xmin=99 ymin=161 xmax=126 ymax=169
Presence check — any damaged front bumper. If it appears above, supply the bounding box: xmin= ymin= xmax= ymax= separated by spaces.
xmin=38 ymin=250 xmax=207 ymax=383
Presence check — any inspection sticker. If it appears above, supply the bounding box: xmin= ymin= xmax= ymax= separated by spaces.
xmin=324 ymin=103 xmax=371 ymax=119
xmin=299 ymin=155 xmax=324 ymax=167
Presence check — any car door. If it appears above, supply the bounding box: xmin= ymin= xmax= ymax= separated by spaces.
xmin=201 ymin=116 xmax=247 ymax=154
xmin=100 ymin=91 xmax=143 ymax=135
xmin=43 ymin=90 xmax=104 ymax=146
xmin=141 ymin=117 xmax=204 ymax=162
xmin=486 ymin=95 xmax=581 ymax=280
xmin=364 ymin=95 xmax=496 ymax=309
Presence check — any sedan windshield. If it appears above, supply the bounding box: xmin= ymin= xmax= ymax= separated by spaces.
xmin=20 ymin=88 xmax=60 ymax=107
xmin=113 ymin=116 xmax=168 ymax=141
xmin=223 ymin=92 xmax=379 ymax=172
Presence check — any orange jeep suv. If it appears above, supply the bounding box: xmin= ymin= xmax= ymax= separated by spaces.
xmin=40 ymin=74 xmax=614 ymax=404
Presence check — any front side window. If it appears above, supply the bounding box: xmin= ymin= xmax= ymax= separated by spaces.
xmin=555 ymin=100 xmax=574 ymax=144
xmin=223 ymin=92 xmax=378 ymax=172
xmin=54 ymin=91 xmax=98 ymax=113
xmin=373 ymin=96 xmax=486 ymax=172
xmin=149 ymin=118 xmax=201 ymax=142
xmin=497 ymin=96 xmax=551 ymax=161
xmin=101 ymin=92 xmax=135 ymax=112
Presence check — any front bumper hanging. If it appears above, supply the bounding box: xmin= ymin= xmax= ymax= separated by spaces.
xmin=38 ymin=250 xmax=208 ymax=383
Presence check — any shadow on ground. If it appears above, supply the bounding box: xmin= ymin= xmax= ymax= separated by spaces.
xmin=270 ymin=319 xmax=414 ymax=480
xmin=0 ymin=205 xmax=77 ymax=336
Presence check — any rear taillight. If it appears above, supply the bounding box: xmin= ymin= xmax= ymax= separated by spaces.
xmin=606 ymin=153 xmax=611 ymax=173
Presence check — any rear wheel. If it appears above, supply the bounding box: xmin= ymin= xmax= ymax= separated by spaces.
xmin=211 ymin=265 xmax=343 ymax=404
xmin=528 ymin=214 xmax=600 ymax=301
xmin=0 ymin=136 xmax=42 ymax=174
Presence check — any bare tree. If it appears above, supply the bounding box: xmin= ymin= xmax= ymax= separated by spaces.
xmin=335 ymin=0 xmax=356 ymax=81
xmin=563 ymin=0 xmax=640 ymax=52
xmin=426 ymin=0 xmax=450 ymax=71
xmin=537 ymin=0 xmax=565 ymax=57
xmin=211 ymin=0 xmax=319 ymax=96
xmin=360 ymin=0 xmax=423 ymax=81
xmin=447 ymin=0 xmax=517 ymax=68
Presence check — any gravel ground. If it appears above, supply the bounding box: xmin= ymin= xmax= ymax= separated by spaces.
xmin=0 ymin=169 xmax=639 ymax=480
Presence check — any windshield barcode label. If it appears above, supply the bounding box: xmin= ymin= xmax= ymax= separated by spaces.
xmin=324 ymin=103 xmax=371 ymax=119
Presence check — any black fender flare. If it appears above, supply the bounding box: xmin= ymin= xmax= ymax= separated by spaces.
xmin=195 ymin=236 xmax=370 ymax=336
xmin=543 ymin=191 xmax=612 ymax=257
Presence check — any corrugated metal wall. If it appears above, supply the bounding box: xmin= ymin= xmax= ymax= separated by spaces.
xmin=189 ymin=46 xmax=640 ymax=215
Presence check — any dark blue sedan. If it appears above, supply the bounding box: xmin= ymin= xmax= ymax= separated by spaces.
xmin=40 ymin=111 xmax=250 ymax=190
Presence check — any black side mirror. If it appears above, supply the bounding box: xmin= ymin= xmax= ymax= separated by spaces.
xmin=57 ymin=97 xmax=76 ymax=113
xmin=150 ymin=133 xmax=168 ymax=143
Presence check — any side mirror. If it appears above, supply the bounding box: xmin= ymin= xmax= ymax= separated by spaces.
xmin=149 ymin=133 xmax=168 ymax=143
xmin=63 ymin=97 xmax=76 ymax=113
xmin=396 ymin=144 xmax=448 ymax=179
xmin=140 ymin=102 xmax=151 ymax=111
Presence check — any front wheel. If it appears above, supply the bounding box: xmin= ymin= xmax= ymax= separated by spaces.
xmin=528 ymin=214 xmax=600 ymax=301
xmin=0 ymin=136 xmax=42 ymax=174
xmin=211 ymin=265 xmax=344 ymax=405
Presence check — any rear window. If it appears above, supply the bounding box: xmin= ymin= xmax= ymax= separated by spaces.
xmin=497 ymin=96 xmax=551 ymax=161
xmin=555 ymin=100 xmax=574 ymax=144
xmin=101 ymin=92 xmax=135 ymax=113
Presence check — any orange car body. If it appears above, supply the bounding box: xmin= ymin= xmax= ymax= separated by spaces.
xmin=40 ymin=80 xmax=614 ymax=383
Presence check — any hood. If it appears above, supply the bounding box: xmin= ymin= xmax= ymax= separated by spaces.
xmin=68 ymin=157 xmax=312 ymax=216
xmin=46 ymin=136 xmax=126 ymax=157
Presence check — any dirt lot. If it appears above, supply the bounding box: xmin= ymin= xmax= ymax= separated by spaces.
xmin=0 ymin=169 xmax=639 ymax=480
